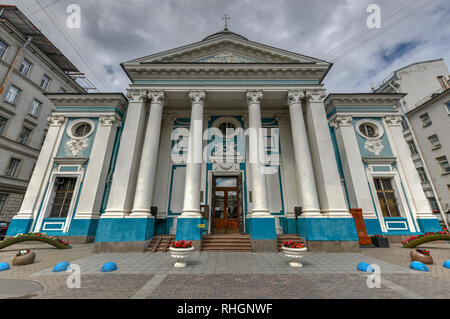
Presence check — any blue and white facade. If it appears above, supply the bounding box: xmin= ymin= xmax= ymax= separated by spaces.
xmin=6 ymin=29 xmax=442 ymax=252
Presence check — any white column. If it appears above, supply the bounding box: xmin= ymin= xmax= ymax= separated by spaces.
xmin=330 ymin=115 xmax=375 ymax=217
xmin=304 ymin=89 xmax=350 ymax=217
xmin=287 ymin=90 xmax=321 ymax=217
xmin=131 ymin=91 xmax=165 ymax=217
xmin=75 ymin=115 xmax=122 ymax=219
xmin=384 ymin=115 xmax=432 ymax=219
xmin=247 ymin=90 xmax=270 ymax=216
xmin=104 ymin=91 xmax=147 ymax=217
xmin=181 ymin=90 xmax=206 ymax=218
xmin=15 ymin=116 xmax=66 ymax=219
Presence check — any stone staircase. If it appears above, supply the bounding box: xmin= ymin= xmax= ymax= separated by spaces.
xmin=201 ymin=234 xmax=253 ymax=252
xmin=277 ymin=234 xmax=305 ymax=251
xmin=147 ymin=235 xmax=175 ymax=253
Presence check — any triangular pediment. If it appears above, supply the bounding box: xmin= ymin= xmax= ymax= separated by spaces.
xmin=123 ymin=33 xmax=330 ymax=66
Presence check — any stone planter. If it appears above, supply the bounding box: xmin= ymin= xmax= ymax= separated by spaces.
xmin=371 ymin=236 xmax=390 ymax=248
xmin=281 ymin=246 xmax=307 ymax=268
xmin=410 ymin=250 xmax=433 ymax=264
xmin=12 ymin=251 xmax=35 ymax=266
xmin=169 ymin=246 xmax=195 ymax=268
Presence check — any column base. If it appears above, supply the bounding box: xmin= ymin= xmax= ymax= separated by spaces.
xmin=94 ymin=216 xmax=155 ymax=243
xmin=175 ymin=217 xmax=203 ymax=241
xmin=6 ymin=218 xmax=33 ymax=236
xmin=417 ymin=218 xmax=443 ymax=233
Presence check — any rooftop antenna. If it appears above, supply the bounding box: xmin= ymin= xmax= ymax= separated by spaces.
xmin=222 ymin=14 xmax=230 ymax=30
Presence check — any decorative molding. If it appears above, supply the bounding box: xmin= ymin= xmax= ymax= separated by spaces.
xmin=305 ymin=89 xmax=326 ymax=102
xmin=384 ymin=115 xmax=402 ymax=126
xmin=148 ymin=90 xmax=165 ymax=106
xmin=126 ymin=90 xmax=147 ymax=103
xmin=48 ymin=115 xmax=66 ymax=126
xmin=246 ymin=90 xmax=263 ymax=104
xmin=364 ymin=139 xmax=384 ymax=156
xmin=53 ymin=157 xmax=89 ymax=165
xmin=66 ymin=138 xmax=89 ymax=156
xmin=287 ymin=90 xmax=304 ymax=106
xmin=329 ymin=115 xmax=353 ymax=128
xmin=99 ymin=115 xmax=121 ymax=127
xmin=188 ymin=90 xmax=206 ymax=104
xmin=362 ymin=156 xmax=397 ymax=165
xmin=195 ymin=52 xmax=258 ymax=63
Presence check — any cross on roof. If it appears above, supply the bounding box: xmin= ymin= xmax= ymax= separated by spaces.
xmin=222 ymin=14 xmax=230 ymax=30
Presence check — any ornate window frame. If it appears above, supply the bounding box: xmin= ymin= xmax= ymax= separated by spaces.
xmin=67 ymin=118 xmax=95 ymax=140
xmin=355 ymin=119 xmax=384 ymax=140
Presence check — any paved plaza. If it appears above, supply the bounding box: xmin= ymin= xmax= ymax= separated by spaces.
xmin=0 ymin=242 xmax=449 ymax=299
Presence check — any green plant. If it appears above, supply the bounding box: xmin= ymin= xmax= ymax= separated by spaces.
xmin=0 ymin=232 xmax=71 ymax=250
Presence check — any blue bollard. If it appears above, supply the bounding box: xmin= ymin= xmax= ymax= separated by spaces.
xmin=53 ymin=261 xmax=70 ymax=272
xmin=101 ymin=261 xmax=117 ymax=272
xmin=443 ymin=260 xmax=450 ymax=269
xmin=0 ymin=262 xmax=10 ymax=271
xmin=357 ymin=262 xmax=375 ymax=272
xmin=410 ymin=261 xmax=429 ymax=272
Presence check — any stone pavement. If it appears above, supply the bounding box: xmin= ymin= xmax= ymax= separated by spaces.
xmin=1 ymin=242 xmax=450 ymax=299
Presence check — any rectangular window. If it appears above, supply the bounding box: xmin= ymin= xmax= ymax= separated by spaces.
xmin=17 ymin=127 xmax=32 ymax=145
xmin=49 ymin=177 xmax=77 ymax=218
xmin=18 ymin=59 xmax=32 ymax=76
xmin=0 ymin=116 xmax=7 ymax=135
xmin=417 ymin=167 xmax=428 ymax=182
xmin=0 ymin=193 xmax=7 ymax=212
xmin=40 ymin=74 xmax=50 ymax=90
xmin=374 ymin=177 xmax=401 ymax=217
xmin=401 ymin=117 xmax=409 ymax=130
xmin=29 ymin=100 xmax=41 ymax=117
xmin=407 ymin=140 xmax=418 ymax=155
xmin=428 ymin=198 xmax=439 ymax=212
xmin=5 ymin=85 xmax=20 ymax=105
xmin=437 ymin=156 xmax=450 ymax=174
xmin=428 ymin=134 xmax=441 ymax=150
xmin=419 ymin=113 xmax=432 ymax=127
xmin=0 ymin=40 xmax=7 ymax=59
xmin=5 ymin=158 xmax=21 ymax=177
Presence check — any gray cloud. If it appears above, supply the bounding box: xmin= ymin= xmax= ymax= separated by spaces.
xmin=7 ymin=0 xmax=450 ymax=93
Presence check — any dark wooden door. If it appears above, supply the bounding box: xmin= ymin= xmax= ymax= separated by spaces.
xmin=212 ymin=176 xmax=239 ymax=233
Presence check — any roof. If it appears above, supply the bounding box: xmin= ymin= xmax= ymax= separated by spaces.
xmin=0 ymin=5 xmax=79 ymax=72
xmin=202 ymin=27 xmax=248 ymax=41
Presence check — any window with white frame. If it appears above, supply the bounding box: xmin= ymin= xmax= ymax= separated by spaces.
xmin=5 ymin=85 xmax=20 ymax=105
xmin=17 ymin=127 xmax=32 ymax=145
xmin=437 ymin=156 xmax=450 ymax=174
xmin=40 ymin=74 xmax=51 ymax=90
xmin=49 ymin=177 xmax=77 ymax=218
xmin=29 ymin=100 xmax=41 ymax=117
xmin=401 ymin=117 xmax=409 ymax=130
xmin=5 ymin=158 xmax=21 ymax=177
xmin=0 ymin=193 xmax=7 ymax=212
xmin=407 ymin=140 xmax=418 ymax=155
xmin=428 ymin=134 xmax=441 ymax=150
xmin=373 ymin=177 xmax=401 ymax=217
xmin=18 ymin=59 xmax=32 ymax=76
xmin=419 ymin=113 xmax=432 ymax=127
xmin=417 ymin=167 xmax=428 ymax=182
xmin=428 ymin=198 xmax=439 ymax=212
xmin=0 ymin=40 xmax=7 ymax=59
xmin=0 ymin=116 xmax=7 ymax=135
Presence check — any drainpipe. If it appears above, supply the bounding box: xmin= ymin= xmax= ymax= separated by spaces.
xmin=388 ymin=82 xmax=449 ymax=230
xmin=0 ymin=10 xmax=33 ymax=96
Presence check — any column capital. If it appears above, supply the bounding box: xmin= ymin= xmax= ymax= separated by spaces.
xmin=304 ymin=89 xmax=326 ymax=102
xmin=99 ymin=115 xmax=122 ymax=127
xmin=189 ymin=90 xmax=206 ymax=104
xmin=384 ymin=115 xmax=402 ymax=126
xmin=148 ymin=90 xmax=165 ymax=106
xmin=246 ymin=90 xmax=263 ymax=105
xmin=329 ymin=115 xmax=353 ymax=129
xmin=287 ymin=90 xmax=305 ymax=106
xmin=126 ymin=90 xmax=148 ymax=103
xmin=48 ymin=115 xmax=66 ymax=126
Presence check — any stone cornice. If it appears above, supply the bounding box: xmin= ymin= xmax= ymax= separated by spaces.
xmin=46 ymin=93 xmax=129 ymax=114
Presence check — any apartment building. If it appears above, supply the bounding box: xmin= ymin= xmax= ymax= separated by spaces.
xmin=0 ymin=5 xmax=85 ymax=221
xmin=374 ymin=59 xmax=449 ymax=226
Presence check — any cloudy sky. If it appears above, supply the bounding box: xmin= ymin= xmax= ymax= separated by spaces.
xmin=5 ymin=0 xmax=450 ymax=93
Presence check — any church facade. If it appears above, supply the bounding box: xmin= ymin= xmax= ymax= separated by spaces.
xmin=6 ymin=29 xmax=442 ymax=252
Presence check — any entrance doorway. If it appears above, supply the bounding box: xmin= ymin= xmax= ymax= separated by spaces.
xmin=212 ymin=176 xmax=240 ymax=233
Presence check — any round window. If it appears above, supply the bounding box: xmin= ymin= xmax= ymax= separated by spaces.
xmin=67 ymin=119 xmax=95 ymax=140
xmin=218 ymin=122 xmax=236 ymax=137
xmin=356 ymin=120 xmax=383 ymax=139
